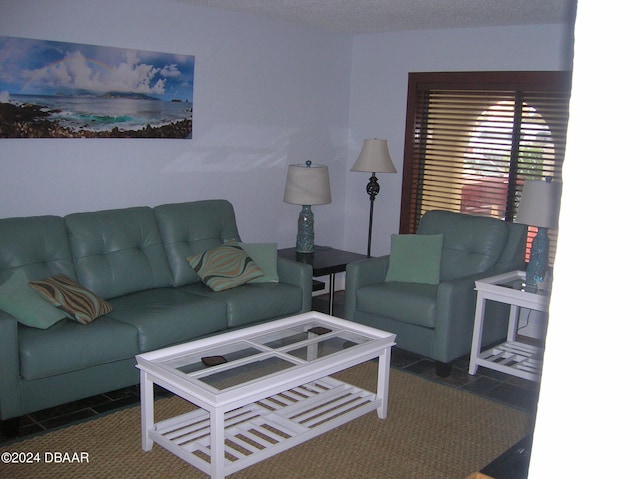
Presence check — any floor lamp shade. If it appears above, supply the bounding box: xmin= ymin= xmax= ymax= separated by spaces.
xmin=283 ymin=161 xmax=331 ymax=253
xmin=351 ymin=139 xmax=397 ymax=257
xmin=351 ymin=139 xmax=397 ymax=174
xmin=516 ymin=178 xmax=562 ymax=291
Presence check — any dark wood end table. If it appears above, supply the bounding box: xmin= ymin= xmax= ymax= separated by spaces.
xmin=277 ymin=246 xmax=369 ymax=315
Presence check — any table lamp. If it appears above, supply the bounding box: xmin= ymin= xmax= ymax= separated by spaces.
xmin=351 ymin=139 xmax=397 ymax=257
xmin=515 ymin=177 xmax=562 ymax=292
xmin=283 ymin=160 xmax=331 ymax=254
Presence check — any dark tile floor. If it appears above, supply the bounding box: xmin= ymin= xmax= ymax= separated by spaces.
xmin=0 ymin=291 xmax=539 ymax=477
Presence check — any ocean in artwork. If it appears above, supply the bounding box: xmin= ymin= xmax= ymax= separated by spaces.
xmin=10 ymin=94 xmax=192 ymax=132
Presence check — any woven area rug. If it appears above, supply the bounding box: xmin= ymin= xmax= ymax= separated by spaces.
xmin=1 ymin=362 xmax=534 ymax=479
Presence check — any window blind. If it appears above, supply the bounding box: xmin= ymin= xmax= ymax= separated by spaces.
xmin=401 ymin=72 xmax=571 ymax=262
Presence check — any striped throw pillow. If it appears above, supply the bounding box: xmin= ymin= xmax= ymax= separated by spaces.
xmin=29 ymin=274 xmax=113 ymax=324
xmin=187 ymin=243 xmax=264 ymax=291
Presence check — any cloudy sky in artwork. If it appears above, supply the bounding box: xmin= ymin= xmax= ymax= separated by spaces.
xmin=0 ymin=36 xmax=194 ymax=102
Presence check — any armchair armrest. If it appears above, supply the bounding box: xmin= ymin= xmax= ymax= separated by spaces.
xmin=0 ymin=310 xmax=21 ymax=420
xmin=276 ymin=257 xmax=313 ymax=312
xmin=344 ymin=255 xmax=390 ymax=320
xmin=432 ymin=266 xmax=516 ymax=362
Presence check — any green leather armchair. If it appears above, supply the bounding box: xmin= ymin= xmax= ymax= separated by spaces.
xmin=345 ymin=210 xmax=527 ymax=376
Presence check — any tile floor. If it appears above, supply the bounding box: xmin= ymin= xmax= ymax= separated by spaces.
xmin=0 ymin=291 xmax=540 ymax=478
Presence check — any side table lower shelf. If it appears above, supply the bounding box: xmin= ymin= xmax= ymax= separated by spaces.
xmin=475 ymin=340 xmax=543 ymax=381
xmin=149 ymin=376 xmax=380 ymax=477
xmin=469 ymin=271 xmax=549 ymax=383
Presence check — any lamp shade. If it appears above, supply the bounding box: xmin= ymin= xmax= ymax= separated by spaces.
xmin=351 ymin=139 xmax=397 ymax=173
xmin=516 ymin=179 xmax=562 ymax=229
xmin=283 ymin=162 xmax=331 ymax=206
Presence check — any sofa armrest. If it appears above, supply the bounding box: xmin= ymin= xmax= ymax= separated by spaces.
xmin=0 ymin=310 xmax=21 ymax=420
xmin=277 ymin=257 xmax=313 ymax=312
xmin=344 ymin=255 xmax=390 ymax=320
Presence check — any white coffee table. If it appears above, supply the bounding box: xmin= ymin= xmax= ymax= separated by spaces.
xmin=136 ymin=311 xmax=396 ymax=478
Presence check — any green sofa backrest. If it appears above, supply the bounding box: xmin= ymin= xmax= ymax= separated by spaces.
xmin=65 ymin=206 xmax=174 ymax=299
xmin=0 ymin=215 xmax=77 ymax=283
xmin=417 ymin=210 xmax=525 ymax=282
xmin=154 ymin=199 xmax=242 ymax=287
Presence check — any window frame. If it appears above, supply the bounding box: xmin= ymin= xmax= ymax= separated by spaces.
xmin=400 ymin=71 xmax=573 ymax=234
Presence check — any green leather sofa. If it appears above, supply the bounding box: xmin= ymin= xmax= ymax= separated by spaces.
xmin=345 ymin=210 xmax=527 ymax=376
xmin=0 ymin=200 xmax=312 ymax=434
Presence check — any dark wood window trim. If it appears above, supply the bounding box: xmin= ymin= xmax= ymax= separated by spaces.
xmin=400 ymin=71 xmax=572 ymax=234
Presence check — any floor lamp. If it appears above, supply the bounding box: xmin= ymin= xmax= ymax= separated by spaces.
xmin=515 ymin=178 xmax=562 ymax=292
xmin=283 ymin=161 xmax=332 ymax=254
xmin=351 ymin=139 xmax=397 ymax=257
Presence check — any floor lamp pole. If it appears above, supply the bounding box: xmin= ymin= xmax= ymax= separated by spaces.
xmin=365 ymin=172 xmax=380 ymax=257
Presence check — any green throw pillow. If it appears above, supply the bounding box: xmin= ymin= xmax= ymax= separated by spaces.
xmin=0 ymin=270 xmax=67 ymax=329
xmin=29 ymin=274 xmax=113 ymax=324
xmin=239 ymin=243 xmax=279 ymax=283
xmin=187 ymin=243 xmax=264 ymax=292
xmin=385 ymin=234 xmax=443 ymax=285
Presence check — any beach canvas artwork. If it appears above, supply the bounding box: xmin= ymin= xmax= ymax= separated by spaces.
xmin=0 ymin=36 xmax=194 ymax=139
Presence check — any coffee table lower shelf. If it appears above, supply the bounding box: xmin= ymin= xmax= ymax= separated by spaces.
xmin=150 ymin=375 xmax=380 ymax=477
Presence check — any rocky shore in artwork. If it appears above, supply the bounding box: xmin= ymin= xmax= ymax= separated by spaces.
xmin=0 ymin=102 xmax=192 ymax=139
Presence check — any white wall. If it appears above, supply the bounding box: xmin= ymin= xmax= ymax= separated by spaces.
xmin=0 ymin=1 xmax=576 ymax=254
xmin=0 ymin=0 xmax=352 ymax=248
xmin=346 ymin=24 xmax=575 ymax=256
xmin=0 ymin=1 xmax=574 ymax=255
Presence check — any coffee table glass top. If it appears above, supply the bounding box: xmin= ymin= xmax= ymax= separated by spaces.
xmin=156 ymin=318 xmax=375 ymax=392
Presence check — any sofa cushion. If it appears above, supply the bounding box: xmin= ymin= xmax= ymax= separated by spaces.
xmin=108 ymin=288 xmax=227 ymax=352
xmin=385 ymin=234 xmax=443 ymax=285
xmin=0 ymin=270 xmax=67 ymax=329
xmin=239 ymin=243 xmax=279 ymax=283
xmin=65 ymin=207 xmax=174 ymax=299
xmin=417 ymin=210 xmax=508 ymax=281
xmin=29 ymin=274 xmax=113 ymax=324
xmin=0 ymin=215 xmax=77 ymax=284
xmin=154 ymin=200 xmax=242 ymax=287
xmin=187 ymin=243 xmax=264 ymax=291
xmin=181 ymin=282 xmax=303 ymax=328
xmin=357 ymin=282 xmax=439 ymax=328
xmin=18 ymin=317 xmax=139 ymax=380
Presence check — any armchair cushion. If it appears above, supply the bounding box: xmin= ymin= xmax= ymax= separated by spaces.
xmin=385 ymin=234 xmax=443 ymax=285
xmin=357 ymin=282 xmax=439 ymax=328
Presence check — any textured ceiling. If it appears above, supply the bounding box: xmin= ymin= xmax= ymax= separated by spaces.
xmin=168 ymin=0 xmax=576 ymax=34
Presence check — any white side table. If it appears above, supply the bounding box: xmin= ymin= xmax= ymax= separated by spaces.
xmin=468 ymin=270 xmax=550 ymax=381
